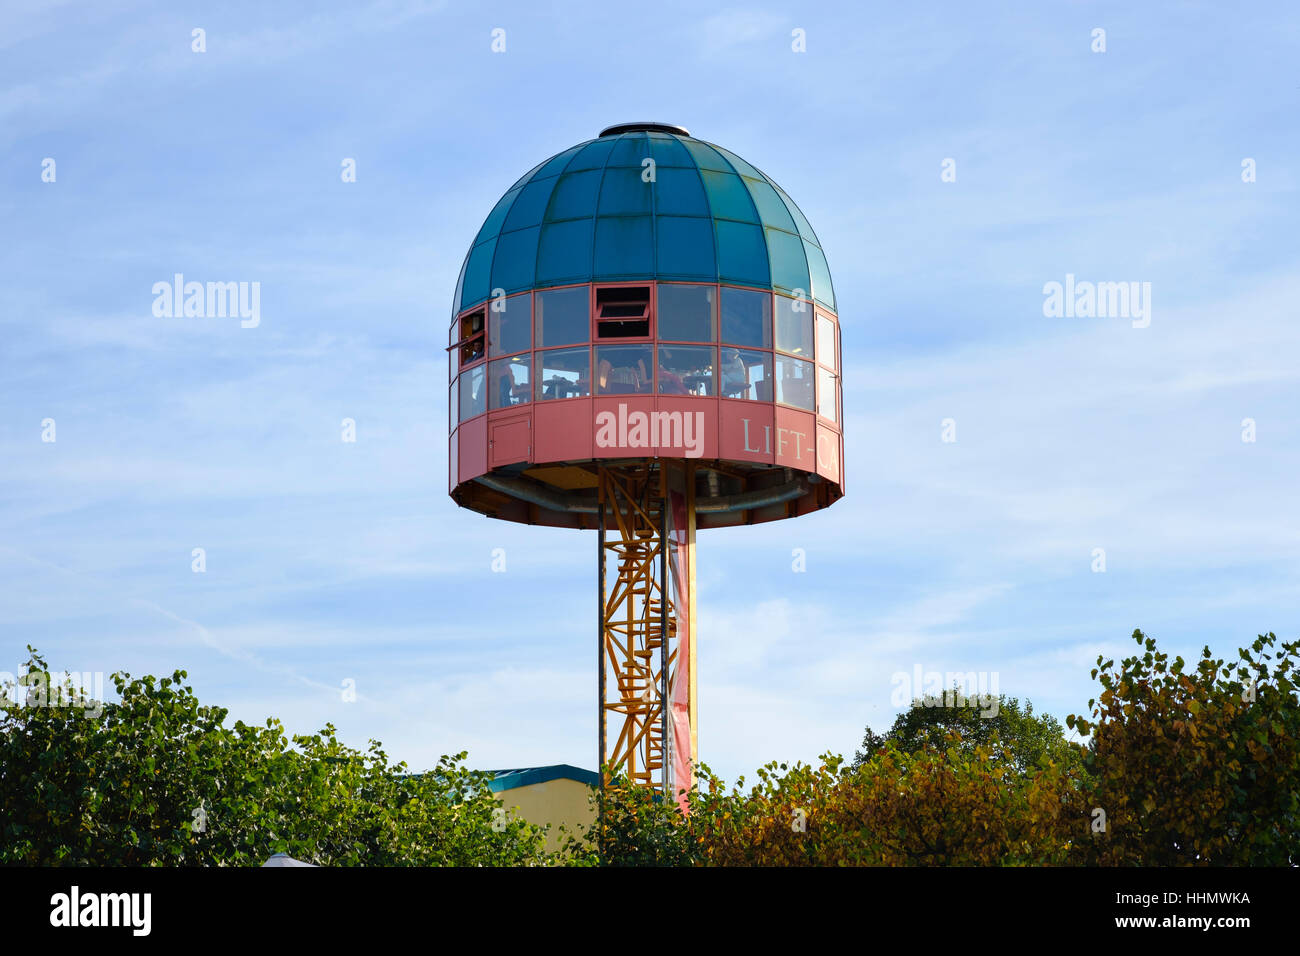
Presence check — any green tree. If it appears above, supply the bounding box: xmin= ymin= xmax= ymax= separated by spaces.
xmin=1068 ymin=629 xmax=1299 ymax=865
xmin=853 ymin=688 xmax=1083 ymax=778
xmin=0 ymin=647 xmax=549 ymax=866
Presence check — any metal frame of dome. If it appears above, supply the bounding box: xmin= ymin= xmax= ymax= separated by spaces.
xmin=451 ymin=129 xmax=836 ymax=320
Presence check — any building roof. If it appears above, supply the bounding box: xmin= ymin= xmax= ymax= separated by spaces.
xmin=452 ymin=126 xmax=836 ymax=316
xmin=488 ymin=764 xmax=600 ymax=792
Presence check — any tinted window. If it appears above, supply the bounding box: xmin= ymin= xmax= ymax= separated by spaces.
xmin=720 ymin=287 xmax=771 ymax=348
xmin=490 ymin=294 xmax=531 ymax=357
xmin=535 ymin=347 xmax=590 ymax=400
xmin=657 ymin=284 xmax=715 ymax=342
xmin=536 ymin=286 xmax=589 ymax=347
xmin=775 ymin=295 xmax=813 ymax=357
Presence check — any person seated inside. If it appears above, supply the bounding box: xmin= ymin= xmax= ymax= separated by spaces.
xmin=599 ymin=358 xmax=648 ymax=394
xmin=720 ymin=348 xmax=749 ymax=397
xmin=658 ymin=357 xmax=689 ymax=395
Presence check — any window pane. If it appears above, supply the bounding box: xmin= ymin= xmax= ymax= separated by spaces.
xmin=720 ymin=348 xmax=771 ymax=401
xmin=535 ymin=347 xmax=590 ymax=400
xmin=657 ymin=345 xmax=715 ymax=396
xmin=775 ymin=295 xmax=813 ymax=357
xmin=817 ymin=365 xmax=838 ymax=423
xmin=595 ymin=344 xmax=652 ymax=395
xmin=459 ymin=364 xmax=487 ymax=421
xmin=490 ymin=294 xmax=531 ymax=357
xmin=774 ymin=355 xmax=814 ymax=411
xmin=536 ymin=286 xmax=589 ymax=347
xmin=720 ymin=287 xmax=771 ymax=348
xmin=816 ymin=314 xmax=837 ymax=370
xmin=657 ymin=284 xmax=715 ymax=342
xmin=449 ymin=377 xmax=458 ymax=429
xmin=490 ymin=355 xmax=532 ymax=409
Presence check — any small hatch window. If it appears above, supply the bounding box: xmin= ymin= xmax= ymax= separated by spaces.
xmin=595 ymin=286 xmax=650 ymax=338
xmin=457 ymin=309 xmax=486 ymax=366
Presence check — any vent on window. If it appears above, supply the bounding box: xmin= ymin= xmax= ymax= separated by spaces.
xmin=458 ymin=309 xmax=486 ymax=366
xmin=595 ymin=286 xmax=650 ymax=338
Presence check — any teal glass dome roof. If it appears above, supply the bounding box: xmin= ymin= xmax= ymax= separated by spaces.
xmin=452 ymin=126 xmax=836 ymax=315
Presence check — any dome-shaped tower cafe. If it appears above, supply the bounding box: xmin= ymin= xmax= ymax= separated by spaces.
xmin=448 ymin=123 xmax=843 ymax=802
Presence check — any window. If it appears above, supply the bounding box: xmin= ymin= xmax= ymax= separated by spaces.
xmin=595 ymin=286 xmax=650 ymax=338
xmin=774 ymin=355 xmax=814 ymax=411
xmin=490 ymin=355 xmax=531 ymax=409
xmin=449 ymin=377 xmax=458 ymax=429
xmin=536 ymin=286 xmax=590 ymax=347
xmin=719 ymin=348 xmax=771 ymax=401
xmin=816 ymin=313 xmax=837 ymax=371
xmin=535 ymin=347 xmax=590 ymax=400
xmin=657 ymin=345 xmax=715 ymax=396
xmin=595 ymin=344 xmax=652 ymax=394
xmin=774 ymin=295 xmax=813 ymax=357
xmin=721 ymin=287 xmax=771 ymax=348
xmin=456 ymin=309 xmax=486 ymax=367
xmin=657 ymin=284 xmax=715 ymax=342
xmin=459 ymin=364 xmax=486 ymax=421
xmin=817 ymin=366 xmax=838 ymax=423
xmin=489 ymin=293 xmax=532 ymax=357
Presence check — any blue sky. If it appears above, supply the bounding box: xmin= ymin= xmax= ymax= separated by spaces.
xmin=1 ymin=0 xmax=1297 ymax=782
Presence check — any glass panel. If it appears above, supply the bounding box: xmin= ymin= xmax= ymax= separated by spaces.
xmin=700 ymin=171 xmax=758 ymax=222
xmin=564 ymin=137 xmax=616 ymax=172
xmin=653 ymin=168 xmax=709 ymax=217
xmin=720 ymin=347 xmax=771 ymax=401
xmin=657 ymin=283 xmax=715 ymax=342
xmin=490 ymin=355 xmax=532 ymax=409
xmin=595 ymin=344 xmax=653 ymax=395
xmin=536 ymin=286 xmax=589 ymax=347
xmin=804 ymin=240 xmax=835 ymax=310
xmin=459 ymin=364 xmax=487 ymax=421
xmin=535 ymin=346 xmax=590 ymax=400
xmin=546 ymin=170 xmax=602 ymax=221
xmin=449 ymin=377 xmax=458 ymax=428
xmin=532 ymin=144 xmax=585 ymax=181
xmin=598 ymin=167 xmax=652 ymax=216
xmin=720 ymin=287 xmax=771 ymax=348
xmin=681 ymin=139 xmax=732 ymax=172
xmin=775 ymin=295 xmax=813 ymax=357
xmin=774 ymin=355 xmax=814 ymax=411
xmin=816 ymin=314 xmax=837 ymax=370
xmin=766 ymin=227 xmax=811 ymax=296
xmin=489 ymin=293 xmax=531 ymax=357
xmin=817 ymin=365 xmax=838 ymax=423
xmin=475 ymin=186 xmax=522 ymax=244
xmin=607 ymin=133 xmax=650 ymax=167
xmin=502 ymin=177 xmax=558 ymax=232
xmin=710 ymin=145 xmax=762 ymax=181
xmin=714 ymin=220 xmax=769 ymax=286
xmin=648 ymin=134 xmax=694 ymax=167
xmin=489 ymin=226 xmax=539 ymax=294
xmin=657 ymin=345 xmax=715 ymax=396
xmin=655 ymin=216 xmax=715 ymax=278
xmin=743 ymin=178 xmax=797 ymax=233
xmin=461 ymin=239 xmax=495 ymax=309
xmin=593 ymin=217 xmax=654 ymax=277
xmin=537 ymin=220 xmax=593 ymax=282
xmin=773 ymin=182 xmax=818 ymax=243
